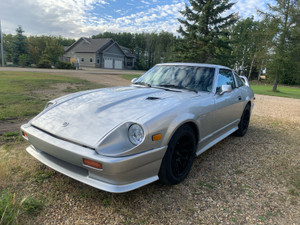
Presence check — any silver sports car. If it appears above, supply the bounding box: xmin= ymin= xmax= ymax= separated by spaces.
xmin=21 ymin=63 xmax=254 ymax=193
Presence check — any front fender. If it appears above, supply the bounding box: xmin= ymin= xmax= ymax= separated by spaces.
xmin=161 ymin=112 xmax=199 ymax=146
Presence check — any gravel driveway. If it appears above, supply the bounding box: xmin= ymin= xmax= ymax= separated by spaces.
xmin=33 ymin=92 xmax=300 ymax=224
xmin=25 ymin=93 xmax=298 ymax=225
xmin=1 ymin=68 xmax=299 ymax=224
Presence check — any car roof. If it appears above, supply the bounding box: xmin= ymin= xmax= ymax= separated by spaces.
xmin=156 ymin=62 xmax=231 ymax=70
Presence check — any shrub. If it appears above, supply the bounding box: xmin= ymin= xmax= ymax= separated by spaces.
xmin=37 ymin=58 xmax=51 ymax=68
xmin=18 ymin=54 xmax=30 ymax=67
xmin=56 ymin=61 xmax=75 ymax=69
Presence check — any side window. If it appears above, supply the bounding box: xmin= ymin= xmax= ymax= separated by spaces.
xmin=216 ymin=69 xmax=236 ymax=93
xmin=234 ymin=73 xmax=244 ymax=87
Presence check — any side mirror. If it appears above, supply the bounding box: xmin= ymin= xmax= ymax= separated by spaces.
xmin=220 ymin=85 xmax=232 ymax=95
xmin=131 ymin=78 xmax=138 ymax=83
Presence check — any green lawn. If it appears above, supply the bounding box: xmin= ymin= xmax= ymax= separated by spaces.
xmin=251 ymin=84 xmax=300 ymax=99
xmin=0 ymin=71 xmax=102 ymax=121
xmin=121 ymin=74 xmax=300 ymax=99
xmin=121 ymin=74 xmax=142 ymax=81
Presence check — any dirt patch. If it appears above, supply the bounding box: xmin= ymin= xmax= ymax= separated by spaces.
xmin=0 ymin=120 xmax=26 ymax=136
xmin=30 ymin=83 xmax=79 ymax=100
xmin=55 ymin=73 xmax=131 ymax=87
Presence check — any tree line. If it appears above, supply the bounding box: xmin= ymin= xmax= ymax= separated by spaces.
xmin=1 ymin=0 xmax=299 ymax=89
xmin=2 ymin=27 xmax=75 ymax=68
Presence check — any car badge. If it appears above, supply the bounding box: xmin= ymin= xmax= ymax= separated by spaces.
xmin=62 ymin=122 xmax=69 ymax=127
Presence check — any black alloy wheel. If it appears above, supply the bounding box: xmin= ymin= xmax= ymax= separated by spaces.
xmin=234 ymin=104 xmax=251 ymax=137
xmin=159 ymin=125 xmax=196 ymax=185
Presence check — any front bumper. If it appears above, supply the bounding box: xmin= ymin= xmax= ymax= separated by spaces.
xmin=21 ymin=125 xmax=167 ymax=193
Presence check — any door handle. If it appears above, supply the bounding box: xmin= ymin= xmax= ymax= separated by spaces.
xmin=238 ymin=96 xmax=242 ymax=101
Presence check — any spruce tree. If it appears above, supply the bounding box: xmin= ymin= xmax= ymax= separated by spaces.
xmin=177 ymin=0 xmax=236 ymax=64
xmin=12 ymin=26 xmax=28 ymax=65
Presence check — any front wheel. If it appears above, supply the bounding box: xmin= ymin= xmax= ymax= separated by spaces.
xmin=159 ymin=125 xmax=196 ymax=185
xmin=233 ymin=104 xmax=251 ymax=137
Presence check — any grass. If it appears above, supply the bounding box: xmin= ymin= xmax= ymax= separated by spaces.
xmin=121 ymin=74 xmax=142 ymax=81
xmin=22 ymin=197 xmax=43 ymax=215
xmin=0 ymin=71 xmax=102 ymax=121
xmin=250 ymin=83 xmax=300 ymax=99
xmin=122 ymin=75 xmax=300 ymax=99
xmin=0 ymin=189 xmax=19 ymax=225
xmin=0 ymin=189 xmax=43 ymax=224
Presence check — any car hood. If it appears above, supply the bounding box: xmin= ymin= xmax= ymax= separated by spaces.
xmin=31 ymin=86 xmax=192 ymax=148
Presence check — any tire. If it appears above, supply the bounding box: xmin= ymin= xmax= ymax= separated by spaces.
xmin=159 ymin=125 xmax=196 ymax=185
xmin=233 ymin=104 xmax=251 ymax=137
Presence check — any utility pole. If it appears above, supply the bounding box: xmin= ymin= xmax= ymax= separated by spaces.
xmin=0 ymin=20 xmax=4 ymax=67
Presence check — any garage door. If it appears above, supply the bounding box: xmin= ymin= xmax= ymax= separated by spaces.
xmin=104 ymin=59 xmax=113 ymax=69
xmin=114 ymin=60 xmax=123 ymax=69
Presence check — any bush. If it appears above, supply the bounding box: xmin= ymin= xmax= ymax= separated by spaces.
xmin=37 ymin=58 xmax=51 ymax=68
xmin=18 ymin=54 xmax=30 ymax=67
xmin=56 ymin=61 xmax=75 ymax=69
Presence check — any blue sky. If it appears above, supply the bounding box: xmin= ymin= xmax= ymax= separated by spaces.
xmin=0 ymin=0 xmax=273 ymax=38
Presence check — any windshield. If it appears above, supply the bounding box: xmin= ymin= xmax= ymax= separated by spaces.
xmin=135 ymin=65 xmax=215 ymax=92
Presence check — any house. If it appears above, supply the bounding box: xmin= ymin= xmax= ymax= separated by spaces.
xmin=62 ymin=37 xmax=135 ymax=69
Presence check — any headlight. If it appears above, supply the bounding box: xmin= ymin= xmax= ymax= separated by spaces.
xmin=128 ymin=124 xmax=144 ymax=145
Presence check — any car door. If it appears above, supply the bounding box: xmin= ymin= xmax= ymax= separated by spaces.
xmin=213 ymin=68 xmax=243 ymax=135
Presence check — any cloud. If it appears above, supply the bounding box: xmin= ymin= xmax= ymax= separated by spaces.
xmin=231 ymin=0 xmax=270 ymax=19
xmin=0 ymin=0 xmax=272 ymax=38
xmin=0 ymin=0 xmax=111 ymax=37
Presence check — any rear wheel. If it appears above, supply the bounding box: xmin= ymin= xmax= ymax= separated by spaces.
xmin=233 ymin=104 xmax=251 ymax=137
xmin=159 ymin=125 xmax=196 ymax=185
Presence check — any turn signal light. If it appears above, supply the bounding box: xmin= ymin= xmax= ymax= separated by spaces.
xmin=83 ymin=158 xmax=103 ymax=169
xmin=22 ymin=131 xmax=28 ymax=138
xmin=152 ymin=134 xmax=162 ymax=141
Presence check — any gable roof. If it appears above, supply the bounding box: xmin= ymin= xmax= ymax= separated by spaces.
xmin=120 ymin=46 xmax=135 ymax=58
xmin=65 ymin=37 xmax=113 ymax=53
xmin=65 ymin=37 xmax=135 ymax=60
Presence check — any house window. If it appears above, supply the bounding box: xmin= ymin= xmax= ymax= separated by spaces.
xmin=81 ymin=58 xmax=84 ymax=62
xmin=97 ymin=58 xmax=100 ymax=64
xmin=90 ymin=58 xmax=93 ymax=63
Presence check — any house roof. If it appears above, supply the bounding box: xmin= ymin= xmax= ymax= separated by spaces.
xmin=65 ymin=37 xmax=135 ymax=59
xmin=65 ymin=38 xmax=112 ymax=53
xmin=120 ymin=46 xmax=135 ymax=58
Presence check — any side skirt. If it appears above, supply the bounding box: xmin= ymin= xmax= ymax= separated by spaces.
xmin=196 ymin=126 xmax=238 ymax=156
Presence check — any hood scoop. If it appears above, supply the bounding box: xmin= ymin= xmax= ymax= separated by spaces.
xmin=146 ymin=96 xmax=162 ymax=100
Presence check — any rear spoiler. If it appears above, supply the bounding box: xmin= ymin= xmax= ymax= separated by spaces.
xmin=239 ymin=76 xmax=250 ymax=87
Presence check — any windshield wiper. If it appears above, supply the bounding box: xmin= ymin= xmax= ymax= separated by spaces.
xmin=133 ymin=81 xmax=151 ymax=87
xmin=158 ymin=84 xmax=198 ymax=93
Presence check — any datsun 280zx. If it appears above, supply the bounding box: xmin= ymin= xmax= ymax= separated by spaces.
xmin=21 ymin=63 xmax=254 ymax=193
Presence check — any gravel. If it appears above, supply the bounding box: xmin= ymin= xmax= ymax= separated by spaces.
xmin=0 ymin=69 xmax=299 ymax=224
xmin=30 ymin=94 xmax=299 ymax=224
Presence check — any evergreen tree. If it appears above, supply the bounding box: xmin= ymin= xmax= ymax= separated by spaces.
xmin=12 ymin=26 xmax=28 ymax=65
xmin=177 ymin=0 xmax=236 ymax=64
